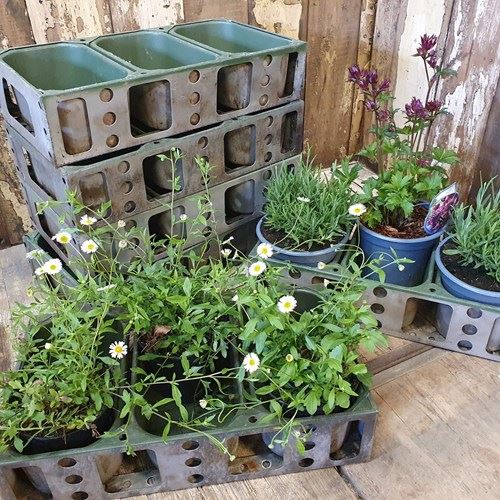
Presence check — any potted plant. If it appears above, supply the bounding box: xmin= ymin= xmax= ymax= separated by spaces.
xmin=434 ymin=179 xmax=500 ymax=337
xmin=256 ymin=153 xmax=360 ymax=266
xmin=348 ymin=34 xmax=459 ymax=286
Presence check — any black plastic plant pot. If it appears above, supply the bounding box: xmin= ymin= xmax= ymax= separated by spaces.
xmin=19 ymin=408 xmax=115 ymax=455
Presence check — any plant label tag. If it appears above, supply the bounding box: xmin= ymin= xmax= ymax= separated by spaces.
xmin=424 ymin=183 xmax=459 ymax=235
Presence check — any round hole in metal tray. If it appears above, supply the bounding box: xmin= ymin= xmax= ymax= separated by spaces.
xmin=304 ymin=441 xmax=315 ymax=451
xmin=58 ymin=458 xmax=76 ymax=468
xmin=189 ymin=70 xmax=200 ymax=83
xmin=118 ymin=161 xmax=130 ymax=174
xmin=103 ymin=112 xmax=116 ymax=126
xmin=71 ymin=493 xmax=88 ymax=500
xmin=264 ymin=134 xmax=273 ymax=145
xmin=462 ymin=324 xmax=477 ymax=335
xmin=298 ymin=458 xmax=314 ymax=468
xmin=467 ymin=307 xmax=482 ymax=319
xmin=198 ymin=136 xmax=208 ymax=149
xmin=261 ymin=75 xmax=271 ymax=86
xmin=182 ymin=440 xmax=199 ymax=450
xmin=266 ymin=116 xmax=274 ymax=127
xmin=428 ymin=287 xmax=437 ymax=292
xmin=263 ymin=170 xmax=272 ymax=180
xmin=457 ymin=340 xmax=473 ymax=351
xmin=190 ymin=92 xmax=201 ymax=105
xmin=263 ymin=54 xmax=273 ymax=66
xmin=259 ymin=94 xmax=269 ymax=106
xmin=121 ymin=181 xmax=133 ymax=194
xmin=190 ymin=113 xmax=200 ymax=125
xmin=261 ymin=459 xmax=272 ymax=469
xmin=264 ymin=151 xmax=272 ymax=162
xmin=370 ymin=303 xmax=385 ymax=314
xmin=187 ymin=474 xmax=204 ymax=484
xmin=124 ymin=200 xmax=136 ymax=213
xmin=372 ymin=286 xmax=387 ymax=298
xmin=289 ymin=269 xmax=301 ymax=279
xmin=100 ymin=88 xmax=113 ymax=102
xmin=248 ymin=415 xmax=258 ymax=423
xmin=65 ymin=475 xmax=83 ymax=484
xmin=106 ymin=135 xmax=119 ymax=148
xmin=185 ymin=457 xmax=202 ymax=467
xmin=147 ymin=476 xmax=157 ymax=486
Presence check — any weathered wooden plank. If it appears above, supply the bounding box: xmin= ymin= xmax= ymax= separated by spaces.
xmin=428 ymin=0 xmax=500 ymax=197
xmin=303 ymin=0 xmax=362 ymax=166
xmin=0 ymin=1 xmax=33 ymax=248
xmin=341 ymin=352 xmax=500 ymax=499
xmin=24 ymin=0 xmax=113 ymax=42
xmin=248 ymin=0 xmax=303 ymax=39
xmin=108 ymin=0 xmax=184 ymax=32
xmin=0 ymin=244 xmax=33 ymax=370
xmin=184 ymin=0 xmax=248 ymax=24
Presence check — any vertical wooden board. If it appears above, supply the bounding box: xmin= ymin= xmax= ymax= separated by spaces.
xmin=303 ymin=0 xmax=362 ymax=166
xmin=25 ymin=0 xmax=113 ymax=42
xmin=428 ymin=0 xmax=500 ymax=197
xmin=184 ymin=0 xmax=248 ymax=23
xmin=0 ymin=1 xmax=33 ymax=247
xmin=108 ymin=0 xmax=184 ymax=32
xmin=249 ymin=0 xmax=303 ymax=39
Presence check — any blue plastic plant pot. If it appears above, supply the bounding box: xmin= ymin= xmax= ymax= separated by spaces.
xmin=434 ymin=237 xmax=500 ymax=338
xmin=435 ymin=237 xmax=500 ymax=306
xmin=256 ymin=217 xmax=349 ymax=266
xmin=359 ymin=223 xmax=444 ymax=286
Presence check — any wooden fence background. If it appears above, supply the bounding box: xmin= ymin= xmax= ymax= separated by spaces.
xmin=0 ymin=0 xmax=498 ymax=248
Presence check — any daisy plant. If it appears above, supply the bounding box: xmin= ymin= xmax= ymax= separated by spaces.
xmin=348 ymin=34 xmax=459 ymax=232
xmin=263 ymin=152 xmax=360 ymax=250
xmin=5 ymin=152 xmax=400 ymax=457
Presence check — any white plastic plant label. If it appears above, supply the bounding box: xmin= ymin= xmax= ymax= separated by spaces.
xmin=423 ymin=183 xmax=459 ymax=235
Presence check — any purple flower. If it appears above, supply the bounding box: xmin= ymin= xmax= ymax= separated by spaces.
xmin=417 ymin=157 xmax=431 ymax=167
xmin=428 ymin=50 xmax=438 ymax=69
xmin=417 ymin=34 xmax=437 ymax=57
xmin=426 ymin=100 xmax=443 ymax=113
xmin=376 ymin=108 xmax=390 ymax=123
xmin=348 ymin=64 xmax=363 ymax=82
xmin=378 ymin=79 xmax=391 ymax=92
xmin=405 ymin=97 xmax=430 ymax=119
xmin=364 ymin=100 xmax=377 ymax=111
xmin=365 ymin=70 xmax=378 ymax=85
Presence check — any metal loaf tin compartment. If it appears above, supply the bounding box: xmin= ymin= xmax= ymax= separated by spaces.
xmin=7 ymin=100 xmax=304 ymax=223
xmin=0 ymin=19 xmax=306 ymax=167
xmin=261 ymin=242 xmax=500 ymax=362
xmin=0 ymin=388 xmax=376 ymax=499
xmin=21 ymin=156 xmax=300 ymax=269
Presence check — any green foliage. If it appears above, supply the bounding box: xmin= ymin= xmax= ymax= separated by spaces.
xmin=263 ymin=153 xmax=360 ymax=248
xmin=444 ymin=179 xmax=500 ymax=282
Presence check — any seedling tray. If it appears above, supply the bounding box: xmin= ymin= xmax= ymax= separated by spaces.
xmin=0 ymin=19 xmax=306 ymax=167
xmin=0 ymin=385 xmax=376 ymax=499
xmin=7 ymin=100 xmax=303 ymax=224
xmin=259 ymin=240 xmax=500 ymax=362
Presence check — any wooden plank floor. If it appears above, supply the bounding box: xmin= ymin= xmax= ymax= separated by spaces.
xmin=1 ymin=245 xmax=499 ymax=500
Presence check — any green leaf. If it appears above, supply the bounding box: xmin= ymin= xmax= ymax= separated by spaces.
xmin=14 ymin=437 xmax=24 ymax=453
xmin=162 ymin=420 xmax=171 ymax=442
xmin=304 ymin=392 xmax=319 ymax=415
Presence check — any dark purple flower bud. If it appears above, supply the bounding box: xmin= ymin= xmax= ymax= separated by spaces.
xmin=364 ymin=100 xmax=378 ymax=111
xmin=365 ymin=70 xmax=378 ymax=85
xmin=417 ymin=34 xmax=437 ymax=57
xmin=376 ymin=108 xmax=390 ymax=123
xmin=348 ymin=64 xmax=362 ymax=82
xmin=426 ymin=100 xmax=442 ymax=113
xmin=428 ymin=50 xmax=438 ymax=69
xmin=417 ymin=157 xmax=431 ymax=167
xmin=378 ymin=79 xmax=391 ymax=92
xmin=405 ymin=97 xmax=430 ymax=119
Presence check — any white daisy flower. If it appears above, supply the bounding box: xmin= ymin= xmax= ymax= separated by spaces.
xmin=80 ymin=214 xmax=97 ymax=226
xmin=348 ymin=203 xmax=367 ymax=217
xmin=26 ymin=249 xmax=45 ymax=260
xmin=44 ymin=343 xmax=52 ymax=350
xmin=277 ymin=295 xmax=297 ymax=314
xmin=118 ymin=240 xmax=127 ymax=249
xmin=286 ymin=353 xmax=294 ymax=363
xmin=372 ymin=188 xmax=379 ymax=197
xmin=248 ymin=261 xmax=266 ymax=277
xmin=52 ymin=230 xmax=72 ymax=245
xmin=232 ymin=294 xmax=239 ymax=302
xmin=117 ymin=219 xmax=126 ymax=228
xmin=97 ymin=284 xmax=116 ymax=292
xmin=179 ymin=214 xmax=187 ymax=221
xmin=81 ymin=239 xmax=98 ymax=254
xmin=109 ymin=341 xmax=128 ymax=359
xmin=242 ymin=353 xmax=260 ymax=373
xmin=199 ymin=399 xmax=208 ymax=409
xmin=323 ymin=279 xmax=330 ymax=288
xmin=221 ymin=248 xmax=231 ymax=257
xmin=297 ymin=196 xmax=311 ymax=203
xmin=398 ymin=264 xmax=405 ymax=271
xmin=257 ymin=242 xmax=273 ymax=259
xmin=35 ymin=266 xmax=45 ymax=276
xmin=42 ymin=258 xmax=62 ymax=275
xmin=317 ymin=261 xmax=326 ymax=270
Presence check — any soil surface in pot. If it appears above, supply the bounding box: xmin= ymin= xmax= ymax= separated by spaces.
xmin=441 ymin=241 xmax=500 ymax=292
xmin=261 ymin=224 xmax=344 ymax=252
xmin=371 ymin=205 xmax=428 ymax=239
